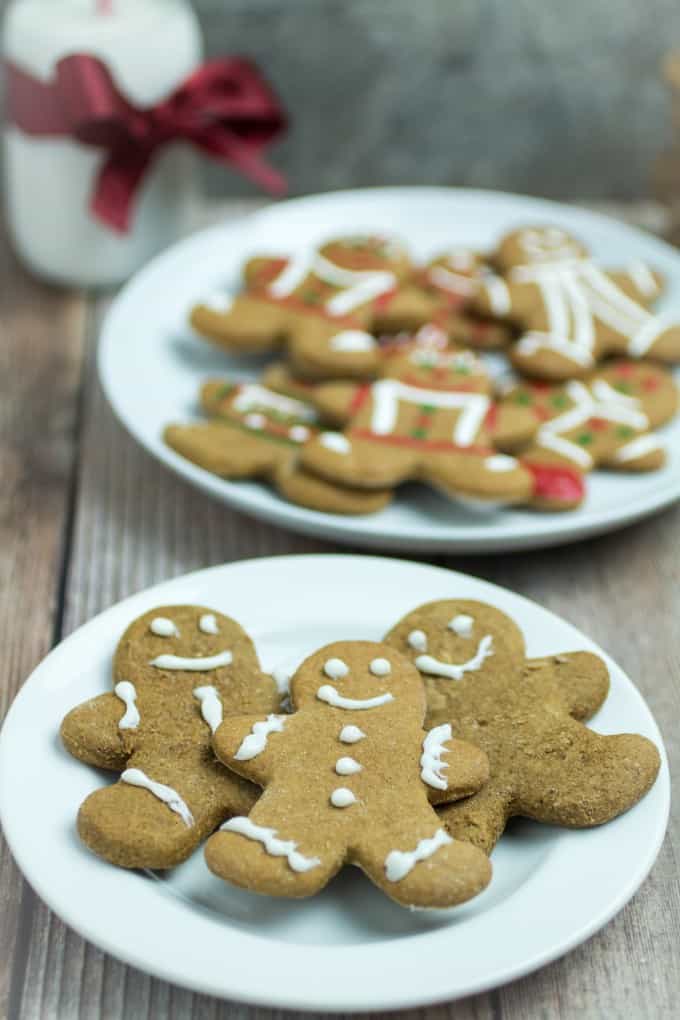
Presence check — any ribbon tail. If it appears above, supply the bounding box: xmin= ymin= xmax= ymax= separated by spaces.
xmin=194 ymin=127 xmax=287 ymax=197
xmin=90 ymin=145 xmax=156 ymax=233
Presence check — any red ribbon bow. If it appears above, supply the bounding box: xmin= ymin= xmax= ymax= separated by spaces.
xmin=5 ymin=54 xmax=288 ymax=233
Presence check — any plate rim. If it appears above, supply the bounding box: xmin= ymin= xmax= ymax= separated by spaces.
xmin=0 ymin=553 xmax=670 ymax=1010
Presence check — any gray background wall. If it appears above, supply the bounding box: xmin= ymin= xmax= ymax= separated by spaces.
xmin=2 ymin=0 xmax=679 ymax=200
xmin=195 ymin=0 xmax=680 ymax=199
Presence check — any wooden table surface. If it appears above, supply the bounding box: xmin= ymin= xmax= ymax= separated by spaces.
xmin=1 ymin=200 xmax=678 ymax=1020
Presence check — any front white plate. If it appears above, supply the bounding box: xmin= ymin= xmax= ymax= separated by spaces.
xmin=99 ymin=187 xmax=680 ymax=553
xmin=0 ymin=556 xmax=669 ymax=1011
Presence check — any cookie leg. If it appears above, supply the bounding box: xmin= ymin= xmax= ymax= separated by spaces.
xmin=301 ymin=435 xmax=419 ymax=489
xmin=353 ymin=803 xmax=491 ymax=908
xmin=423 ymin=451 xmax=533 ymax=506
xmin=437 ymin=783 xmax=513 ymax=855
xmin=515 ymin=723 xmax=661 ymax=829
xmin=205 ymin=797 xmax=345 ymax=898
xmin=77 ymin=749 xmax=255 ymax=870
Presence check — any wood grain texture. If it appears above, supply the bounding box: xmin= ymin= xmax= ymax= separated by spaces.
xmin=0 ymin=224 xmax=86 ymax=1020
xmin=1 ymin=201 xmax=679 ymax=1020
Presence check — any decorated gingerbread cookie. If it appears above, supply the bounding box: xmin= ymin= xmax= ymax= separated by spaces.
xmin=164 ymin=381 xmax=392 ymax=515
xmin=204 ymin=641 xmax=492 ymax=908
xmin=505 ymin=360 xmax=678 ymax=485
xmin=60 ymin=606 xmax=281 ymax=869
xmin=261 ymin=349 xmax=589 ymax=511
xmin=290 ymin=347 xmax=541 ymax=508
xmin=190 ymin=235 xmax=436 ymax=378
xmin=472 ymin=226 xmax=680 ymax=379
xmin=413 ymin=249 xmax=514 ymax=350
xmin=384 ymin=600 xmax=661 ymax=853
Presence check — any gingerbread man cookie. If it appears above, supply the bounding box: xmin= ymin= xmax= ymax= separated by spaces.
xmin=290 ymin=347 xmax=540 ymax=507
xmin=190 ymin=235 xmax=441 ymax=379
xmin=60 ymin=606 xmax=281 ymax=869
xmin=473 ymin=226 xmax=680 ymax=379
xmin=261 ymin=350 xmax=588 ymax=511
xmin=416 ymin=249 xmax=514 ymax=350
xmin=506 ymin=360 xmax=678 ymax=482
xmin=164 ymin=381 xmax=392 ymax=515
xmin=204 ymin=641 xmax=492 ymax=908
xmin=385 ymin=600 xmax=661 ymax=853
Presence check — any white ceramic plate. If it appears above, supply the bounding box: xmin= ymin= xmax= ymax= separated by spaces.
xmin=0 ymin=555 xmax=669 ymax=1011
xmin=99 ymin=187 xmax=680 ymax=553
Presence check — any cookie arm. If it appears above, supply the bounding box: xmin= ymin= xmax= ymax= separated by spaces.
xmin=420 ymin=726 xmax=490 ymax=806
xmin=525 ymin=651 xmax=610 ymax=721
xmin=60 ymin=693 xmax=128 ymax=771
xmin=212 ymin=713 xmax=288 ymax=786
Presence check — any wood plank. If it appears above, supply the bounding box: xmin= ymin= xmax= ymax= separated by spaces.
xmin=0 ymin=224 xmax=86 ymax=1020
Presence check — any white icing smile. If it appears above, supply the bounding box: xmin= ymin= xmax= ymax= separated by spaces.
xmin=149 ymin=650 xmax=233 ymax=671
xmin=415 ymin=635 xmax=493 ymax=680
xmin=317 ymin=685 xmax=394 ymax=710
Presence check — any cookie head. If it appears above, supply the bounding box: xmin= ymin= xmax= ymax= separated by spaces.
xmin=385 ymin=600 xmax=526 ymax=689
xmin=318 ymin=235 xmax=410 ymax=277
xmin=114 ymin=606 xmax=261 ymax=693
xmin=498 ymin=227 xmax=588 ymax=269
xmin=290 ymin=641 xmax=425 ymax=716
xmin=385 ymin=345 xmax=490 ymax=393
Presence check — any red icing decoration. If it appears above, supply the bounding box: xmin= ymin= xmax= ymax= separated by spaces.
xmin=484 ymin=403 xmax=499 ymax=431
xmin=350 ymin=429 xmax=492 ymax=455
xmin=348 ymin=384 xmax=372 ymax=415
xmin=373 ymin=288 xmax=399 ymax=311
xmin=642 ymin=376 xmax=660 ymax=391
xmin=523 ymin=461 xmax=585 ymax=505
xmin=589 ymin=417 xmax=609 ymax=431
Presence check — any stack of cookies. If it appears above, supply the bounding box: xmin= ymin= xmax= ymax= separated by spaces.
xmin=61 ymin=600 xmax=660 ymax=909
xmin=165 ymin=227 xmax=680 ymax=515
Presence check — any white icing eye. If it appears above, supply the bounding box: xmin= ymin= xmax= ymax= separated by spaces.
xmin=245 ymin=413 xmax=266 ymax=430
xmin=485 ymin=454 xmax=518 ymax=473
xmin=324 ymin=658 xmax=349 ymax=680
xmin=369 ymin=658 xmax=391 ymax=677
xmin=407 ymin=629 xmax=427 ymax=652
xmin=150 ymin=617 xmax=179 ymax=638
xmin=320 ymin=432 xmax=351 ymax=455
xmin=199 ymin=613 xmax=219 ymax=635
xmin=448 ymin=615 xmax=474 ymax=638
xmin=329 ymin=330 xmax=376 ymax=352
xmin=289 ymin=425 xmax=311 ymax=443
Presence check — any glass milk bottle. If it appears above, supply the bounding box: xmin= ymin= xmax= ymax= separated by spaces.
xmin=2 ymin=0 xmax=203 ymax=287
